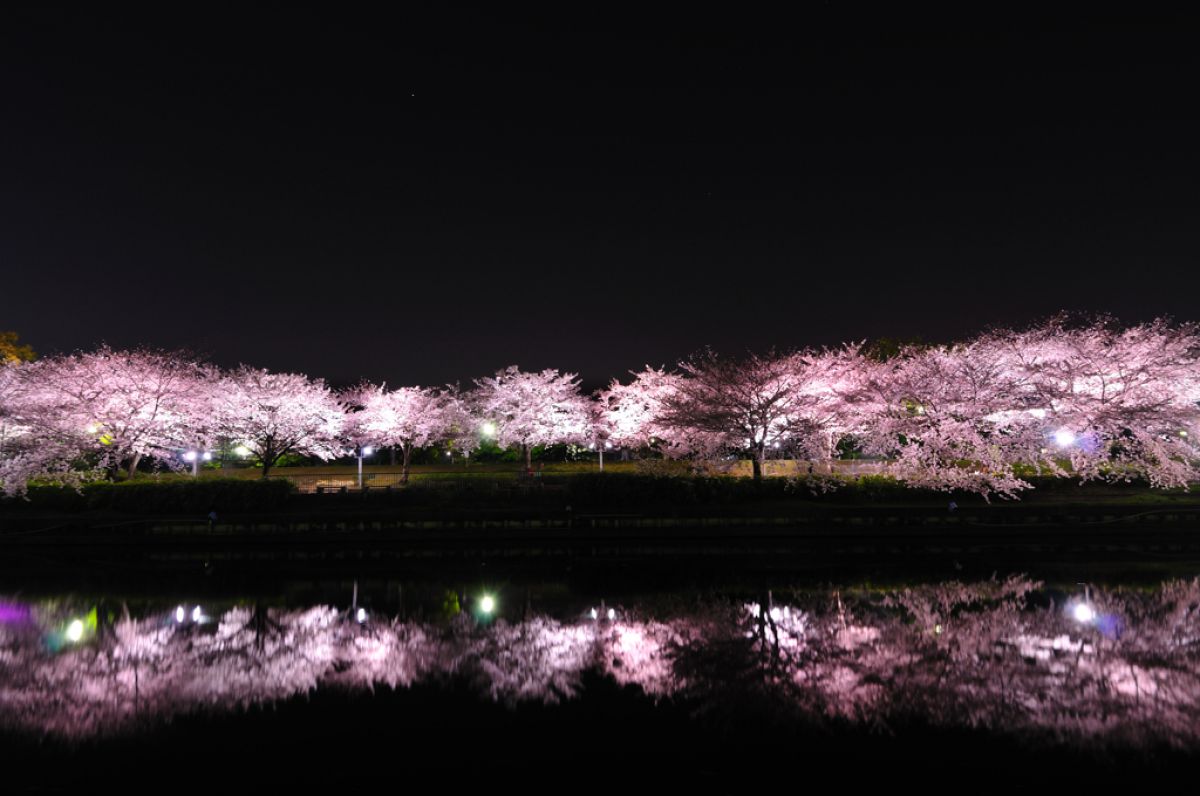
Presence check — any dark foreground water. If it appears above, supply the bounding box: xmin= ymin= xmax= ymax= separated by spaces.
xmin=3 ymin=561 xmax=1199 ymax=791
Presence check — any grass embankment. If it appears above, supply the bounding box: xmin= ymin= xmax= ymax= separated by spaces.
xmin=4 ymin=469 xmax=1199 ymax=518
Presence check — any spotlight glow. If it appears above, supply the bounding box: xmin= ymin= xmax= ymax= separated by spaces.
xmin=191 ymin=606 xmax=202 ymax=623
xmin=479 ymin=595 xmax=495 ymax=614
xmin=65 ymin=619 xmax=84 ymax=643
xmin=481 ymin=422 xmax=497 ymax=437
xmin=355 ymin=608 xmax=367 ymax=624
xmin=361 ymin=446 xmax=373 ymax=456
xmin=1073 ymin=603 xmax=1095 ymax=624
xmin=606 ymin=608 xmax=615 ymax=620
xmin=182 ymin=451 xmax=198 ymax=462
xmin=1054 ymin=428 xmax=1076 ymax=447
xmin=175 ymin=606 xmax=185 ymax=623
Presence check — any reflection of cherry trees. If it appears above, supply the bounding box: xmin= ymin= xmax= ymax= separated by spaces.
xmin=4 ymin=580 xmax=1200 ymax=748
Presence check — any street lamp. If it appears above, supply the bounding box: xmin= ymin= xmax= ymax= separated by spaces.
xmin=355 ymin=445 xmax=374 ymax=490
xmin=182 ymin=449 xmax=212 ymax=476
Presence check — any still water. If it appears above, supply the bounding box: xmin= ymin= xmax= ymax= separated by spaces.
xmin=3 ymin=568 xmax=1199 ymax=756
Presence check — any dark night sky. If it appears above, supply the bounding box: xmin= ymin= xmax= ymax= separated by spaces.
xmin=3 ymin=7 xmax=1199 ymax=389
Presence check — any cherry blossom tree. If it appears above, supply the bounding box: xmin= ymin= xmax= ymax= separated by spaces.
xmin=992 ymin=317 xmax=1200 ymax=488
xmin=214 ymin=367 xmax=346 ymax=478
xmin=596 ymin=366 xmax=686 ymax=457
xmin=0 ymin=361 xmax=93 ymax=496
xmin=657 ymin=350 xmax=808 ymax=480
xmin=781 ymin=345 xmax=871 ymax=471
xmin=343 ymin=383 xmax=461 ymax=483
xmin=10 ymin=347 xmax=217 ymax=479
xmin=470 ymin=366 xmax=590 ymax=469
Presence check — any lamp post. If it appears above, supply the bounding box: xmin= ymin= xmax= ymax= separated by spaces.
xmin=356 ymin=445 xmax=373 ymax=490
xmin=182 ymin=449 xmax=212 ymax=476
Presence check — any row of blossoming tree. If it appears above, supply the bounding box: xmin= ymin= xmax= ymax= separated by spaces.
xmin=2 ymin=316 xmax=1199 ymax=498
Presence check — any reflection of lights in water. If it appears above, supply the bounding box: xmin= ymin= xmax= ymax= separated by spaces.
xmin=65 ymin=619 xmax=84 ymax=643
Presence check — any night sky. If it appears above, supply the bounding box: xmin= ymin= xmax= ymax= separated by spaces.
xmin=3 ymin=7 xmax=1199 ymax=389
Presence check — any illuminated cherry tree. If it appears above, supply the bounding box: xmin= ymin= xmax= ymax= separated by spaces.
xmin=343 ymin=383 xmax=461 ymax=482
xmin=656 ymin=350 xmax=810 ymax=480
xmin=214 ymin=367 xmax=346 ymax=478
xmin=597 ymin=366 xmax=685 ymax=456
xmin=781 ymin=345 xmax=871 ymax=470
xmin=471 ymin=366 xmax=590 ymax=469
xmin=7 ymin=347 xmax=217 ymax=479
xmin=993 ymin=317 xmax=1200 ymax=488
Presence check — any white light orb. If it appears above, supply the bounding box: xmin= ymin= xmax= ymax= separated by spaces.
xmin=66 ymin=619 xmax=84 ymax=643
xmin=1072 ymin=603 xmax=1095 ymax=624
xmin=182 ymin=451 xmax=198 ymax=462
xmin=362 ymin=446 xmax=373 ymax=456
xmin=1054 ymin=428 xmax=1076 ymax=447
xmin=479 ymin=595 xmax=495 ymax=614
xmin=589 ymin=608 xmax=598 ymax=620
xmin=192 ymin=606 xmax=202 ymax=623
xmin=234 ymin=445 xmax=252 ymax=457
xmin=201 ymin=451 xmax=212 ymax=461
xmin=606 ymin=608 xmax=615 ymax=621
xmin=355 ymin=608 xmax=367 ymax=624
xmin=481 ymin=422 xmax=497 ymax=437
xmin=175 ymin=606 xmax=185 ymax=623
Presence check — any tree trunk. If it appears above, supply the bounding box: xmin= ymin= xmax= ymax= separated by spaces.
xmin=126 ymin=453 xmax=142 ymax=479
xmin=752 ymin=447 xmax=764 ymax=482
xmin=402 ymin=445 xmax=412 ymax=484
xmin=524 ymin=444 xmax=532 ymax=470
xmin=260 ymin=457 xmax=273 ymax=479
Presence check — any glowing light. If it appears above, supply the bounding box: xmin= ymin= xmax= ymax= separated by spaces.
xmin=915 ymin=405 xmax=925 ymax=415
xmin=934 ymin=624 xmax=944 ymax=635
xmin=361 ymin=446 xmax=373 ymax=456
xmin=606 ymin=608 xmax=615 ymax=621
xmin=191 ymin=606 xmax=202 ymax=623
xmin=65 ymin=619 xmax=84 ymax=643
xmin=175 ymin=606 xmax=185 ymax=623
xmin=604 ymin=441 xmax=611 ymax=450
xmin=234 ymin=445 xmax=252 ymax=457
xmin=355 ymin=608 xmax=367 ymax=624
xmin=589 ymin=608 xmax=598 ymax=620
xmin=1181 ymin=431 xmax=1189 ymax=438
xmin=445 ymin=450 xmax=452 ymax=457
xmin=1073 ymin=603 xmax=1095 ymax=624
xmin=182 ymin=451 xmax=198 ymax=462
xmin=201 ymin=451 xmax=212 ymax=461
xmin=86 ymin=423 xmax=101 ymax=434
xmin=481 ymin=422 xmax=497 ymax=437
xmin=1054 ymin=428 xmax=1076 ymax=447
xmin=479 ymin=595 xmax=496 ymax=614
